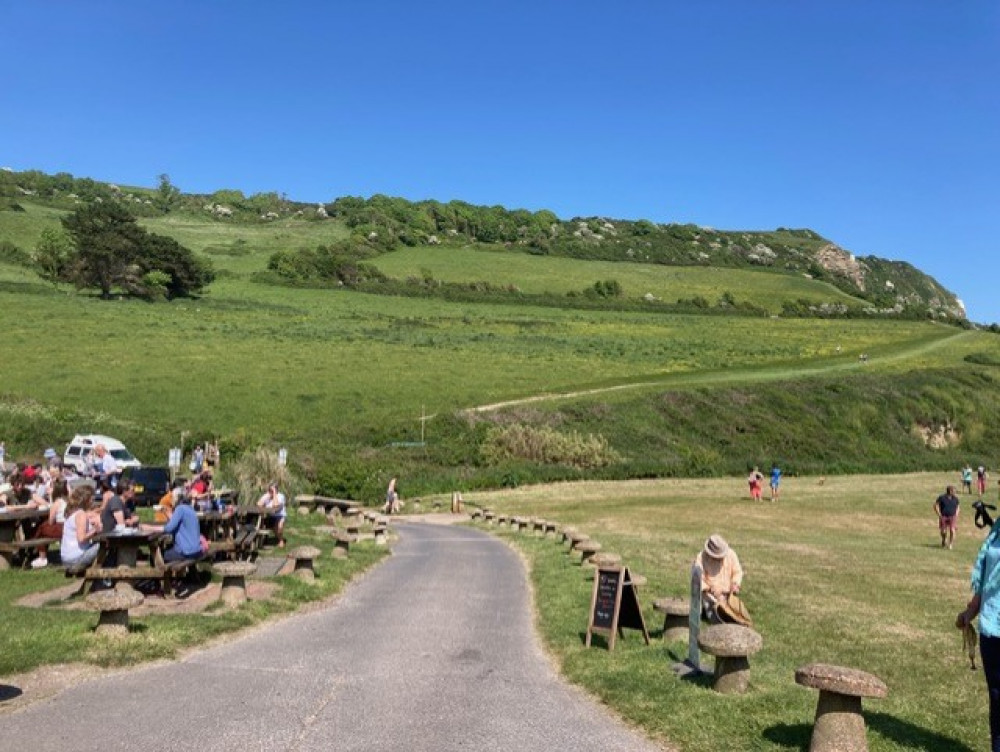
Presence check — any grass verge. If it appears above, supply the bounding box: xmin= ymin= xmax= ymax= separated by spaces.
xmin=0 ymin=511 xmax=388 ymax=676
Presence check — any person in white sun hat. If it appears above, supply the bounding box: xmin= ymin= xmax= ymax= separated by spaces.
xmin=693 ymin=534 xmax=750 ymax=625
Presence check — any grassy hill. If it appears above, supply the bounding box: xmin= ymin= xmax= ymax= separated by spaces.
xmin=370 ymin=244 xmax=868 ymax=314
xmin=0 ymin=169 xmax=993 ymax=500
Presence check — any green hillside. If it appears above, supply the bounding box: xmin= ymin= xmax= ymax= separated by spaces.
xmin=370 ymin=245 xmax=867 ymax=314
xmin=0 ymin=167 xmax=992 ymax=500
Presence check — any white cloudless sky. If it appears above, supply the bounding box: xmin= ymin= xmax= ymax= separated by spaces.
xmin=3 ymin=1 xmax=997 ymax=319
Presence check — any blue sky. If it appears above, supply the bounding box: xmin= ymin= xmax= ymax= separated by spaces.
xmin=3 ymin=2 xmax=998 ymax=320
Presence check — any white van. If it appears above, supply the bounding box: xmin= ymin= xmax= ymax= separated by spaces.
xmin=63 ymin=434 xmax=142 ymax=474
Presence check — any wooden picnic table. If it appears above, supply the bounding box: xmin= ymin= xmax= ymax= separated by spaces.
xmin=234 ymin=504 xmax=282 ymax=550
xmin=294 ymin=495 xmax=362 ymax=514
xmin=93 ymin=528 xmax=164 ymax=568
xmin=77 ymin=528 xmax=200 ymax=596
xmin=0 ymin=507 xmax=49 ymax=568
xmin=198 ymin=509 xmax=236 ymax=541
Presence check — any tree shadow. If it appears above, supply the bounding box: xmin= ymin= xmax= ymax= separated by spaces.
xmin=0 ymin=684 xmax=24 ymax=703
xmin=762 ymin=712 xmax=977 ymax=751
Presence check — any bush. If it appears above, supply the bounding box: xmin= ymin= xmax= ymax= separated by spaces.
xmin=225 ymin=447 xmax=305 ymax=505
xmin=480 ymin=424 xmax=621 ymax=469
xmin=0 ymin=240 xmax=31 ymax=267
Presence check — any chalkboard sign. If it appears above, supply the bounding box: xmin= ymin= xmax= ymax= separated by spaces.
xmin=586 ymin=566 xmax=650 ymax=651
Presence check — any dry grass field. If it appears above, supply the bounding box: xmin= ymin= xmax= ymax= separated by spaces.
xmin=466 ymin=471 xmax=990 ymax=751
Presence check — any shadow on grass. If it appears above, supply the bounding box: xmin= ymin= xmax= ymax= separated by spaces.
xmin=762 ymin=712 xmax=977 ymax=751
xmin=0 ymin=684 xmax=24 ymax=703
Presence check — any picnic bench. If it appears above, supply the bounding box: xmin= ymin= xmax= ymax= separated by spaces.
xmin=294 ymin=495 xmax=362 ymax=516
xmin=0 ymin=537 xmax=58 ymax=568
xmin=63 ymin=530 xmax=205 ymax=597
xmin=0 ymin=507 xmax=49 ymax=569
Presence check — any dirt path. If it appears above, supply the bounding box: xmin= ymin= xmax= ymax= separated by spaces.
xmin=466 ymin=328 xmax=973 ymax=413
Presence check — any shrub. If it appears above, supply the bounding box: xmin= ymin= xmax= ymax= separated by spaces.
xmin=0 ymin=240 xmax=31 ymax=267
xmin=480 ymin=424 xmax=621 ymax=469
xmin=225 ymin=446 xmax=305 ymax=505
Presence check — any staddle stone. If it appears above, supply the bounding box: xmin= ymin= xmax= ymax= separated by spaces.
xmin=589 ymin=552 xmax=622 ymax=569
xmin=795 ymin=663 xmax=887 ymax=752
xmin=213 ymin=560 xmax=257 ymax=607
xmin=654 ymin=597 xmax=690 ymax=642
xmin=87 ymin=588 xmax=144 ymax=637
xmin=289 ymin=545 xmax=322 ymax=582
xmin=698 ymin=624 xmax=763 ymax=694
xmin=575 ymin=540 xmax=602 ymax=564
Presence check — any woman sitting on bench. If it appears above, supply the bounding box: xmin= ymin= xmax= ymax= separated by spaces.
xmin=61 ymin=485 xmax=103 ymax=569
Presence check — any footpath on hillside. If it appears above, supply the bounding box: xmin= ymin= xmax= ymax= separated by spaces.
xmin=0 ymin=521 xmax=668 ymax=752
xmin=467 ymin=329 xmax=973 ymax=414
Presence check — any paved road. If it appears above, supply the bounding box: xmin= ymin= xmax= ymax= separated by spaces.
xmin=0 ymin=522 xmax=665 ymax=751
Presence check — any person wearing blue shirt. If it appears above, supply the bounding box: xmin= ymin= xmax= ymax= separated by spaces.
xmin=958 ymin=524 xmax=1000 ymax=751
xmin=769 ymin=466 xmax=782 ymax=502
xmin=146 ymin=495 xmax=203 ymax=562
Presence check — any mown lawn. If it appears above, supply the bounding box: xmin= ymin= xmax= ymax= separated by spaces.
xmin=467 ymin=472 xmax=989 ymax=751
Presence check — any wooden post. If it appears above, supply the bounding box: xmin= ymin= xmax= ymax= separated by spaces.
xmin=688 ymin=563 xmax=703 ymax=670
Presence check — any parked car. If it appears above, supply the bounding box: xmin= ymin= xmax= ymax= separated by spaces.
xmin=63 ymin=434 xmax=142 ymax=474
xmin=120 ymin=466 xmax=170 ymax=507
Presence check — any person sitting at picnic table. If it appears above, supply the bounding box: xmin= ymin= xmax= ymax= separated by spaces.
xmin=189 ymin=471 xmax=215 ymax=511
xmin=693 ymin=533 xmax=751 ymax=624
xmin=60 ymin=485 xmax=103 ymax=569
xmin=257 ymin=483 xmax=287 ymax=548
xmin=31 ymin=476 xmax=70 ymax=569
xmin=154 ymin=479 xmax=186 ymax=524
xmin=98 ymin=479 xmax=139 ymax=567
xmin=99 ymin=478 xmax=138 ymax=532
xmin=143 ymin=493 xmax=203 ymax=563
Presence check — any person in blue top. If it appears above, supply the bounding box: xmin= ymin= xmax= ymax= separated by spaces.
xmin=144 ymin=493 xmax=203 ymax=562
xmin=957 ymin=521 xmax=1000 ymax=751
xmin=769 ymin=465 xmax=782 ymax=502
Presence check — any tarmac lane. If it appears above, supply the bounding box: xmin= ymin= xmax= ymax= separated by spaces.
xmin=0 ymin=522 xmax=666 ymax=751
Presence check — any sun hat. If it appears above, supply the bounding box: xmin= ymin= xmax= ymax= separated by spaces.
xmin=703 ymin=534 xmax=729 ymax=559
xmin=43 ymin=448 xmax=57 ymax=459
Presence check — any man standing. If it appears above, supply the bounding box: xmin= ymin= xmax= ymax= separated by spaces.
xmin=769 ymin=465 xmax=782 ymax=502
xmin=962 ymin=464 xmax=974 ymax=494
xmin=934 ymin=485 xmax=961 ymax=550
xmin=94 ymin=444 xmax=119 ymax=487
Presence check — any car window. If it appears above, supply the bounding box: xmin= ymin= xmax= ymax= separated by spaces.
xmin=67 ymin=447 xmax=81 ymax=457
xmin=110 ymin=449 xmax=135 ymax=461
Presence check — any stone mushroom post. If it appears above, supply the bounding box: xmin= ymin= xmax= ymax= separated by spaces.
xmin=795 ymin=663 xmax=887 ymax=752
xmin=288 ymin=545 xmax=322 ymax=582
xmin=697 ymin=623 xmax=763 ymax=694
xmin=86 ymin=588 xmax=144 ymax=637
xmin=332 ymin=532 xmax=356 ymax=559
xmin=213 ymin=560 xmax=257 ymax=607
xmin=589 ymin=552 xmax=622 ymax=571
xmin=653 ymin=597 xmax=690 ymax=642
xmin=575 ymin=540 xmax=602 ymax=565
